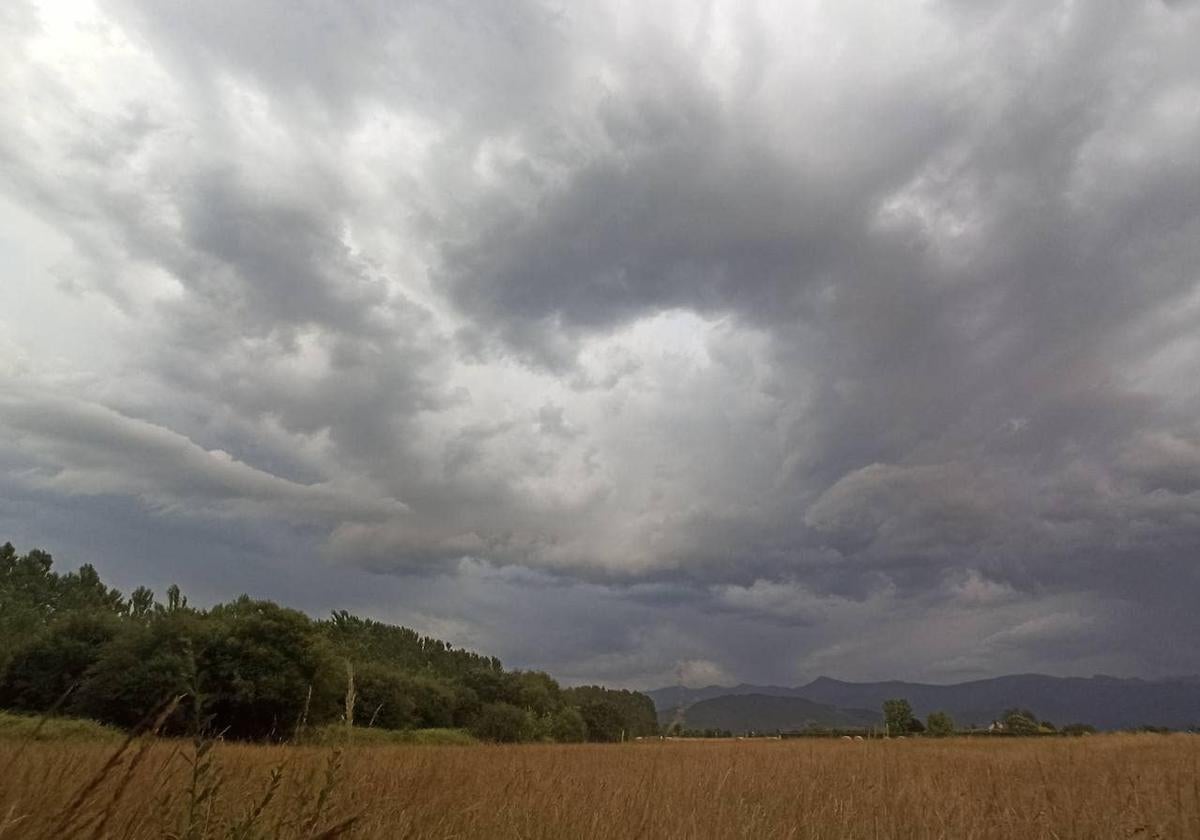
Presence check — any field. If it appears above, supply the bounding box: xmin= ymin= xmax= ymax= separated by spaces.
xmin=2 ymin=734 xmax=1199 ymax=839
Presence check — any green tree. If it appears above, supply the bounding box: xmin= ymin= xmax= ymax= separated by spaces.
xmin=197 ymin=597 xmax=340 ymax=740
xmin=577 ymin=700 xmax=625 ymax=742
xmin=471 ymin=702 xmax=532 ymax=742
xmin=548 ymin=706 xmax=588 ymax=742
xmin=74 ymin=610 xmax=199 ymax=730
xmin=0 ymin=612 xmax=121 ymax=712
xmin=0 ymin=544 xmax=124 ymax=672
xmin=564 ymin=686 xmax=658 ymax=738
xmin=353 ymin=662 xmax=419 ymax=730
xmin=926 ymin=710 xmax=955 ymax=737
xmin=1001 ymin=708 xmax=1040 ymax=736
xmin=126 ymin=586 xmax=156 ymax=620
xmin=883 ymin=698 xmax=914 ymax=736
xmin=352 ymin=664 xmax=465 ymax=730
xmin=512 ymin=670 xmax=562 ymax=716
xmin=0 ymin=541 xmax=662 ymax=745
xmin=56 ymin=563 xmax=124 ymax=614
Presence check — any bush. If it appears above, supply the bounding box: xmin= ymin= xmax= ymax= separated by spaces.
xmin=0 ymin=710 xmax=122 ymax=741
xmin=549 ymin=706 xmax=588 ymax=743
xmin=304 ymin=723 xmax=477 ymax=746
xmin=926 ymin=711 xmax=955 ymax=737
xmin=1001 ymin=709 xmax=1040 ymax=736
xmin=197 ymin=598 xmax=342 ymax=740
xmin=73 ymin=612 xmax=200 ymax=731
xmin=578 ymin=700 xmax=625 ymax=742
xmin=470 ymin=702 xmax=532 ymax=743
xmin=0 ymin=612 xmax=121 ymax=713
xmin=0 ymin=542 xmax=663 ymax=745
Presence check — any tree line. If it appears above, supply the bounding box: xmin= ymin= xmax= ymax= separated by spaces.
xmin=882 ymin=698 xmax=1098 ymax=737
xmin=0 ymin=542 xmax=659 ymax=743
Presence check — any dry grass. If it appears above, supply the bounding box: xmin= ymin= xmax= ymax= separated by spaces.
xmin=1 ymin=735 xmax=1198 ymax=839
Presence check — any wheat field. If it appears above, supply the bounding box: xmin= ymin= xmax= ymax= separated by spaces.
xmin=2 ymin=735 xmax=1199 ymax=839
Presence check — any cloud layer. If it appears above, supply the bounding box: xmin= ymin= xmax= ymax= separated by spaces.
xmin=2 ymin=0 xmax=1199 ymax=686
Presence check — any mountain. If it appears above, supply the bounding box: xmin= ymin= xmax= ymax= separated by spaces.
xmin=796 ymin=674 xmax=1200 ymax=730
xmin=647 ymin=683 xmax=800 ymax=712
xmin=665 ymin=693 xmax=878 ymax=733
xmin=649 ymin=674 xmax=1200 ymax=730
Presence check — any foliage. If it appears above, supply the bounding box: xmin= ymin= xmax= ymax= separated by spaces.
xmin=0 ymin=541 xmax=657 ymax=744
xmin=666 ymin=724 xmax=734 ymax=738
xmin=576 ymin=700 xmax=626 ymax=742
xmin=1001 ymin=708 xmax=1041 ymax=736
xmin=302 ymin=723 xmax=477 ymax=746
xmin=0 ymin=710 xmax=122 ymax=741
xmin=0 ymin=612 xmax=121 ymax=712
xmin=470 ymin=702 xmax=532 ymax=743
xmin=547 ymin=706 xmax=588 ymax=742
xmin=883 ymin=698 xmax=915 ymax=736
xmin=926 ymin=710 xmax=955 ymax=737
xmin=563 ymin=685 xmax=659 ymax=739
xmin=72 ymin=610 xmax=200 ymax=730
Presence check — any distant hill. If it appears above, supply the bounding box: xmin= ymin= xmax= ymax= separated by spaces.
xmin=665 ymin=693 xmax=877 ymax=733
xmin=649 ymin=674 xmax=1200 ymax=731
xmin=648 ymin=683 xmax=800 ymax=712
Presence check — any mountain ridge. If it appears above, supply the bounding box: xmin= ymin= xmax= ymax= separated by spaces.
xmin=648 ymin=673 xmax=1200 ymax=731
xmin=662 ymin=693 xmax=879 ymax=733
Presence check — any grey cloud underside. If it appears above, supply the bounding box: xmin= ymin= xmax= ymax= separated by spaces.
xmin=1 ymin=0 xmax=1199 ymax=683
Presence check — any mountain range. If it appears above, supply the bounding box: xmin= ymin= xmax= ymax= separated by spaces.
xmin=649 ymin=674 xmax=1200 ymax=732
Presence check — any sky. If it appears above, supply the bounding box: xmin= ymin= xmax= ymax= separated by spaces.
xmin=2 ymin=0 xmax=1199 ymax=689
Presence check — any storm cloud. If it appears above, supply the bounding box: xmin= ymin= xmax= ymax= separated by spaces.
xmin=2 ymin=0 xmax=1199 ymax=687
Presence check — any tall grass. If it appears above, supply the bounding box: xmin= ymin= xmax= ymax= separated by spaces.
xmin=1 ymin=734 xmax=1198 ymax=838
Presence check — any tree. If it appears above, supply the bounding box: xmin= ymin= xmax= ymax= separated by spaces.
xmin=548 ymin=706 xmax=588 ymax=742
xmin=563 ymin=686 xmax=658 ymax=738
xmin=470 ymin=702 xmax=532 ymax=742
xmin=196 ymin=598 xmax=341 ymax=740
xmin=0 ymin=612 xmax=121 ymax=713
xmin=350 ymin=662 xmax=418 ymax=730
xmin=165 ymin=584 xmax=187 ymax=613
xmin=0 ymin=541 xmax=663 ymax=745
xmin=127 ymin=586 xmax=156 ymax=620
xmin=74 ymin=611 xmax=199 ymax=730
xmin=883 ymin=698 xmax=914 ymax=736
xmin=0 ymin=544 xmax=124 ymax=672
xmin=512 ymin=670 xmax=562 ymax=716
xmin=926 ymin=710 xmax=955 ymax=737
xmin=577 ymin=700 xmax=625 ymax=742
xmin=1001 ymin=708 xmax=1040 ymax=736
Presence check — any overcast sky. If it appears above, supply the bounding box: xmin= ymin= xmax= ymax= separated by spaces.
xmin=2 ymin=0 xmax=1199 ymax=689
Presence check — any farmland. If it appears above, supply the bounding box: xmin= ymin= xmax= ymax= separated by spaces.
xmin=3 ymin=733 xmax=1198 ymax=839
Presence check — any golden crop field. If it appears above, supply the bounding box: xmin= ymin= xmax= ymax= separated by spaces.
xmin=2 ymin=735 xmax=1199 ymax=839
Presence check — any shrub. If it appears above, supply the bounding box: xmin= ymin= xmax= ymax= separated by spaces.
xmin=926 ymin=711 xmax=955 ymax=737
xmin=0 ymin=710 xmax=122 ymax=741
xmin=0 ymin=612 xmax=120 ymax=713
xmin=470 ymin=702 xmax=532 ymax=743
xmin=549 ymin=706 xmax=589 ymax=743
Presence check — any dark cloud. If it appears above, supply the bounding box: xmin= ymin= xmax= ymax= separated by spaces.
xmin=1 ymin=0 xmax=1199 ymax=685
